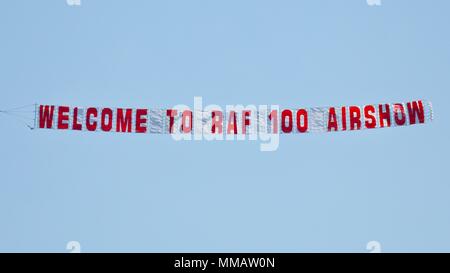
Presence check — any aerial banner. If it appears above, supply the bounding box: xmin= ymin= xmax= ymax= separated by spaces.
xmin=34 ymin=99 xmax=433 ymax=135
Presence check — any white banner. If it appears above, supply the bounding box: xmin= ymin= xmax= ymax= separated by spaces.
xmin=35 ymin=99 xmax=433 ymax=135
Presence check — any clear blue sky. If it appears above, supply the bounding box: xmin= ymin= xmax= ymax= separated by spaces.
xmin=0 ymin=0 xmax=449 ymax=252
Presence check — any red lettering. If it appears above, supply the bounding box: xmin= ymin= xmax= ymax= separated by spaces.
xmin=227 ymin=111 xmax=237 ymax=134
xmin=242 ymin=110 xmax=251 ymax=134
xmin=181 ymin=110 xmax=192 ymax=133
xmin=393 ymin=103 xmax=406 ymax=126
xmin=281 ymin=109 xmax=293 ymax=133
xmin=327 ymin=107 xmax=338 ymax=132
xmin=101 ymin=108 xmax=113 ymax=132
xmin=407 ymin=100 xmax=425 ymax=125
xmin=135 ymin=109 xmax=148 ymax=133
xmin=211 ymin=111 xmax=223 ymax=134
xmin=364 ymin=105 xmax=376 ymax=129
xmin=39 ymin=105 xmax=55 ymax=129
xmin=166 ymin=109 xmax=177 ymax=133
xmin=269 ymin=110 xmax=278 ymax=134
xmin=86 ymin=108 xmax=98 ymax=131
xmin=341 ymin=107 xmax=347 ymax=131
xmin=116 ymin=108 xmax=132 ymax=133
xmin=378 ymin=104 xmax=391 ymax=128
xmin=57 ymin=106 xmax=70 ymax=130
xmin=296 ymin=109 xmax=308 ymax=133
xmin=72 ymin=107 xmax=82 ymax=130
xmin=349 ymin=106 xmax=362 ymax=130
